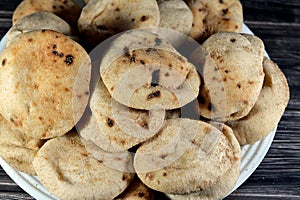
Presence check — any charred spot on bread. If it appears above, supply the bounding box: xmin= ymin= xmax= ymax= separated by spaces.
xmin=106 ymin=117 xmax=114 ymax=127
xmin=147 ymin=91 xmax=161 ymax=100
xmin=140 ymin=16 xmax=149 ymax=22
xmin=1 ymin=58 xmax=6 ymax=67
xmin=64 ymin=54 xmax=74 ymax=65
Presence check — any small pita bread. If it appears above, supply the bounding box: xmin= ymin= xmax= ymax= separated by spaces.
xmin=78 ymin=0 xmax=160 ymax=46
xmin=12 ymin=0 xmax=81 ymax=27
xmin=0 ymin=115 xmax=44 ymax=175
xmin=7 ymin=12 xmax=74 ymax=47
xmin=227 ymin=57 xmax=290 ymax=145
xmin=197 ymin=32 xmax=265 ymax=121
xmin=134 ymin=118 xmax=237 ymax=194
xmin=158 ymin=0 xmax=193 ymax=35
xmin=0 ymin=30 xmax=91 ymax=139
xmin=167 ymin=123 xmax=241 ymax=199
xmin=33 ymin=131 xmax=134 ymax=200
xmin=100 ymin=30 xmax=200 ymax=110
xmin=186 ymin=0 xmax=243 ymax=42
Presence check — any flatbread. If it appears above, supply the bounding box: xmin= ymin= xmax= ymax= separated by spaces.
xmin=33 ymin=131 xmax=134 ymax=200
xmin=84 ymin=78 xmax=180 ymax=152
xmin=134 ymin=118 xmax=238 ymax=194
xmin=78 ymin=0 xmax=160 ymax=46
xmin=186 ymin=0 xmax=243 ymax=42
xmin=100 ymin=30 xmax=200 ymax=110
xmin=116 ymin=177 xmax=155 ymax=200
xmin=6 ymin=12 xmax=74 ymax=47
xmin=227 ymin=57 xmax=290 ymax=145
xmin=158 ymin=0 xmax=193 ymax=35
xmin=167 ymin=123 xmax=241 ymax=199
xmin=12 ymin=0 xmax=81 ymax=27
xmin=197 ymin=32 xmax=265 ymax=121
xmin=0 ymin=115 xmax=44 ymax=175
xmin=0 ymin=30 xmax=91 ymax=139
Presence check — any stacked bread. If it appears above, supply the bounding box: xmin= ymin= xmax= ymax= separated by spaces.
xmin=0 ymin=0 xmax=289 ymax=200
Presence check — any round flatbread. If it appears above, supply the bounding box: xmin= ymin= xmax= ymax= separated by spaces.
xmin=78 ymin=0 xmax=160 ymax=46
xmin=33 ymin=131 xmax=134 ymax=200
xmin=83 ymin=78 xmax=180 ymax=152
xmin=134 ymin=118 xmax=238 ymax=194
xmin=186 ymin=0 xmax=243 ymax=42
xmin=167 ymin=123 xmax=241 ymax=199
xmin=12 ymin=0 xmax=81 ymax=27
xmin=158 ymin=0 xmax=193 ymax=35
xmin=197 ymin=32 xmax=265 ymax=121
xmin=100 ymin=30 xmax=200 ymax=110
xmin=0 ymin=30 xmax=91 ymax=139
xmin=6 ymin=12 xmax=74 ymax=47
xmin=227 ymin=57 xmax=290 ymax=145
xmin=0 ymin=115 xmax=44 ymax=175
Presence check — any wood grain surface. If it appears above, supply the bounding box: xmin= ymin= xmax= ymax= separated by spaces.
xmin=0 ymin=0 xmax=299 ymax=199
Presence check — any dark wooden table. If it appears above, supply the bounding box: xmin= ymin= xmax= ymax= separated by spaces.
xmin=0 ymin=0 xmax=299 ymax=199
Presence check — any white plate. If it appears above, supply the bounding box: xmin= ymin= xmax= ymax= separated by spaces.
xmin=0 ymin=24 xmax=276 ymax=200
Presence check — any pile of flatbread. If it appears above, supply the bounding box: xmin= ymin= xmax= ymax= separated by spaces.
xmin=0 ymin=0 xmax=289 ymax=200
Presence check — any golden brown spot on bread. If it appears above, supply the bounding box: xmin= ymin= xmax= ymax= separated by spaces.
xmin=28 ymin=38 xmax=33 ymax=42
xmin=41 ymin=133 xmax=46 ymax=138
xmin=204 ymin=126 xmax=211 ymax=134
xmin=139 ymin=121 xmax=149 ymax=129
xmin=163 ymin=172 xmax=167 ymax=177
xmin=10 ymin=118 xmax=23 ymax=127
xmin=85 ymin=91 xmax=89 ymax=96
xmin=230 ymin=38 xmax=236 ymax=43
xmin=121 ymin=140 xmax=126 ymax=145
xmin=145 ymin=172 xmax=154 ymax=181
xmin=219 ymin=0 xmax=224 ymax=3
xmin=39 ymin=116 xmax=43 ymax=121
xmin=115 ymin=7 xmax=120 ymax=11
xmin=237 ymin=83 xmax=241 ymax=88
xmin=131 ymin=18 xmax=135 ymax=22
